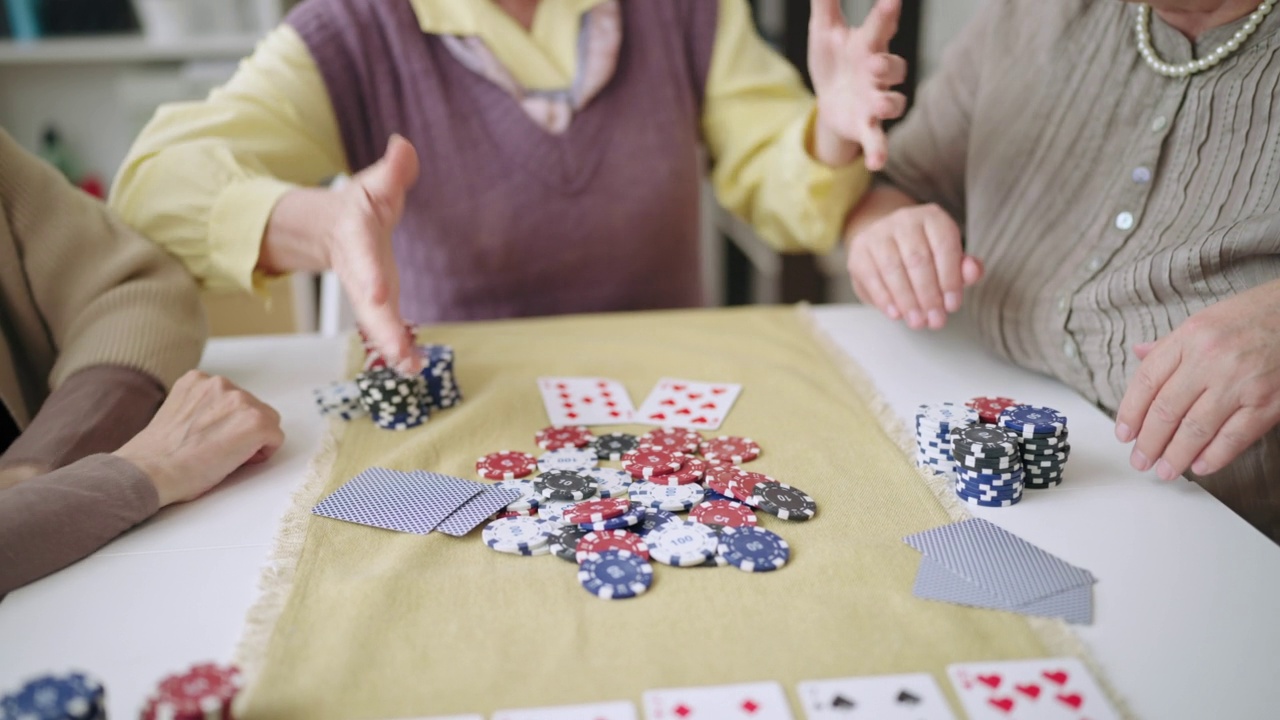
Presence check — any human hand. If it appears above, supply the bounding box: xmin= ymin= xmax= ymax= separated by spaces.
xmin=113 ymin=371 xmax=285 ymax=507
xmin=846 ymin=202 xmax=983 ymax=329
xmin=327 ymin=135 xmax=422 ymax=374
xmin=808 ymin=0 xmax=908 ymax=169
xmin=1115 ymin=281 xmax=1280 ymax=481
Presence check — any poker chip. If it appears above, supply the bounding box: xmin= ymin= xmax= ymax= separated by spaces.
xmin=476 ymin=451 xmax=537 ymax=480
xmin=492 ymin=480 xmax=540 ymax=512
xmin=1022 ymin=432 xmax=1070 ymax=450
xmin=537 ymin=500 xmax=575 ymax=525
xmin=357 ymin=367 xmax=427 ymax=411
xmin=727 ymin=471 xmax=775 ymax=502
xmin=417 ymin=344 xmax=462 ymax=410
xmin=704 ymin=464 xmax=748 ymax=499
xmin=955 ymin=471 xmax=1024 ymax=488
xmin=1 ymin=672 xmax=104 ymax=720
xmin=998 ymin=405 xmax=1068 ymax=438
xmin=699 ymin=436 xmax=761 ymax=465
xmin=747 ymin=482 xmax=817 ymax=521
xmin=621 ymin=448 xmax=685 ymax=479
xmin=950 ymin=425 xmax=1020 ymax=458
xmin=589 ymin=432 xmax=639 ymax=461
xmin=689 ymin=499 xmax=758 ymax=529
xmin=916 ymin=402 xmax=979 ymax=429
xmin=702 ymin=485 xmax=736 ymax=503
xmin=483 ymin=516 xmax=556 ymax=553
xmin=1024 ymin=477 xmax=1065 ymax=489
xmin=576 ymin=502 xmax=645 ymax=531
xmin=960 ymin=493 xmax=1023 ymax=508
xmin=535 ymin=425 xmax=595 ymax=450
xmin=718 ymin=526 xmax=790 ymax=572
xmin=313 ymin=380 xmax=367 ymax=420
xmin=492 ymin=508 xmax=538 ymax=520
xmin=633 ymin=507 xmax=677 ymax=536
xmin=646 ymin=520 xmax=720 ymax=567
xmin=644 ymin=456 xmax=707 ymax=486
xmin=533 ymin=470 xmax=598 ymax=501
xmin=627 ymin=482 xmax=705 ymax=512
xmin=537 ymin=448 xmax=599 ymax=473
xmin=140 ymin=663 xmax=241 ymax=720
xmin=638 ymin=428 xmax=702 ymax=454
xmin=1022 ymin=451 xmax=1069 ymax=468
xmin=577 ymin=550 xmax=653 ymax=600
xmin=966 ymin=396 xmax=1019 ymax=424
xmin=562 ymin=497 xmax=630 ymax=525
xmin=582 ymin=467 xmax=631 ymax=499
xmin=548 ymin=525 xmax=589 ymax=562
xmin=951 ymin=450 xmax=1020 ymax=472
xmin=576 ymin=529 xmax=650 ymax=562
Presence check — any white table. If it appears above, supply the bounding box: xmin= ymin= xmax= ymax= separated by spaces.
xmin=2 ymin=306 xmax=1277 ymax=719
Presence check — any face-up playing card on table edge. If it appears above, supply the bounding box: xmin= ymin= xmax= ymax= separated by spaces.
xmin=947 ymin=658 xmax=1120 ymax=720
xmin=634 ymin=377 xmax=743 ymax=431
xmin=537 ymin=376 xmax=637 ymax=426
xmin=311 ymin=468 xmax=483 ymax=535
xmin=913 ymin=558 xmax=1095 ymax=625
xmin=644 ymin=681 xmax=793 ymax=719
xmin=798 ymin=673 xmax=956 ymax=719
xmin=433 ymin=481 xmax=524 ymax=537
xmin=904 ymin=518 xmax=1096 ymax=607
xmin=492 ymin=700 xmax=637 ymax=720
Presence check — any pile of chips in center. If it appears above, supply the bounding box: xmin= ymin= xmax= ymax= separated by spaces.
xmin=475 ymin=426 xmax=819 ymax=598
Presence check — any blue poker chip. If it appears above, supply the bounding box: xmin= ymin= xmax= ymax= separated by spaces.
xmin=999 ymin=405 xmax=1068 ymax=438
xmin=1024 ymin=478 xmax=1065 ymax=489
xmin=576 ymin=503 xmax=644 ymax=531
xmin=702 ymin=486 xmax=735 ymax=503
xmin=959 ymin=492 xmax=1023 ymax=507
xmin=0 ymin=672 xmax=104 ymax=720
xmin=633 ymin=507 xmax=677 ymax=536
xmin=718 ymin=526 xmax=789 ymax=572
xmin=956 ymin=483 xmax=1023 ymax=501
xmin=955 ymin=470 xmax=1025 ymax=487
xmin=577 ymin=549 xmax=653 ymax=599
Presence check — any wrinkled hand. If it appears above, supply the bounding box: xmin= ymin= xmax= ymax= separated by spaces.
xmin=327 ymin=135 xmax=422 ymax=374
xmin=808 ymin=0 xmax=908 ymax=169
xmin=846 ymin=202 xmax=983 ymax=329
xmin=1115 ymin=281 xmax=1280 ymax=481
xmin=114 ymin=371 xmax=285 ymax=507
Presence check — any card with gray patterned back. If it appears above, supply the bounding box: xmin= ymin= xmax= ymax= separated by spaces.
xmin=313 ymin=467 xmax=482 ymax=535
xmin=913 ymin=557 xmax=1094 ymax=624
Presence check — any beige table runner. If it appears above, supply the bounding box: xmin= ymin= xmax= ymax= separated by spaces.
xmin=235 ymin=306 xmax=1095 ymax=719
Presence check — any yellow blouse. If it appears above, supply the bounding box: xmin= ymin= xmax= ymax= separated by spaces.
xmin=110 ymin=0 xmax=869 ymax=292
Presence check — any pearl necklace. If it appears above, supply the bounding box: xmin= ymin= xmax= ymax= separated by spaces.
xmin=1135 ymin=0 xmax=1274 ymax=77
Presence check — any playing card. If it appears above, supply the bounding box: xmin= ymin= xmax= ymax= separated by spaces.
xmin=904 ymin=519 xmax=1095 ymax=606
xmin=312 ymin=468 xmax=482 ymax=535
xmin=643 ymin=682 xmax=793 ymax=719
xmin=433 ymin=480 xmax=523 ymax=537
xmin=947 ymin=658 xmax=1119 ymax=720
xmin=634 ymin=378 xmax=743 ymax=431
xmin=798 ymin=673 xmax=955 ymax=719
xmin=537 ymin=377 xmax=636 ymax=426
xmin=913 ymin=558 xmax=1094 ymax=625
xmin=493 ymin=700 xmax=637 ymax=720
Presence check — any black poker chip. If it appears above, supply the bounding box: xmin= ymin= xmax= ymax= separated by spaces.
xmin=951 ymin=450 xmax=1021 ymax=471
xmin=548 ymin=525 xmax=588 ymax=562
xmin=533 ymin=470 xmax=598 ymax=501
xmin=950 ymin=425 xmax=1020 ymax=458
xmin=748 ymin=482 xmax=816 ymax=521
xmin=590 ymin=432 xmax=639 ymax=461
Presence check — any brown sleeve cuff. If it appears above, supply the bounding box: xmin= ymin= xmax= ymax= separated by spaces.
xmin=0 ymin=453 xmax=158 ymax=595
xmin=0 ymin=365 xmax=165 ymax=474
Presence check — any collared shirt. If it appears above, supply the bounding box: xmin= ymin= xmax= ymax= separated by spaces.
xmin=111 ymin=0 xmax=868 ymax=293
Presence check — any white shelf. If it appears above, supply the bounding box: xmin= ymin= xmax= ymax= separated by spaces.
xmin=0 ymin=34 xmax=260 ymax=65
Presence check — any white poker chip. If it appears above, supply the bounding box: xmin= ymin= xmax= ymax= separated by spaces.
xmin=628 ymin=482 xmax=705 ymax=512
xmin=312 ymin=380 xmax=367 ymax=419
xmin=482 ymin=516 xmax=556 ymax=552
xmin=646 ymin=520 xmax=719 ymax=567
xmin=493 ymin=479 xmax=540 ymax=512
xmin=582 ymin=467 xmax=632 ymax=499
xmin=537 ymin=448 xmax=599 ymax=473
xmin=536 ymin=499 xmax=576 ymax=525
xmin=916 ymin=402 xmax=978 ymax=429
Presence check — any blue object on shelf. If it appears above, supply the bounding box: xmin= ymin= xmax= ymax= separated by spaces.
xmin=6 ymin=0 xmax=43 ymax=41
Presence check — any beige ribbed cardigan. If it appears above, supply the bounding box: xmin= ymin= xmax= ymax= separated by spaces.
xmin=883 ymin=0 xmax=1280 ymax=540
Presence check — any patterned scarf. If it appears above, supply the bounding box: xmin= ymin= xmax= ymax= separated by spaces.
xmin=440 ymin=1 xmax=622 ymax=134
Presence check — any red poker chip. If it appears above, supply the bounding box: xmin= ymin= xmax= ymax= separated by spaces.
xmin=704 ymin=464 xmax=749 ymax=498
xmin=575 ymin=529 xmax=650 ymax=562
xmin=562 ymin=497 xmax=630 ymax=524
xmin=476 ymin=450 xmax=538 ymax=480
xmin=535 ymin=425 xmax=595 ymax=450
xmin=621 ymin=448 xmax=686 ymax=479
xmin=699 ymin=436 xmax=761 ymax=465
xmin=141 ymin=663 xmax=241 ymax=720
xmin=644 ymin=456 xmax=708 ymax=486
xmin=690 ymin=499 xmax=758 ymax=529
xmin=492 ymin=508 xmax=537 ymax=519
xmin=966 ymin=396 xmax=1020 ymax=424
xmin=728 ymin=471 xmax=774 ymax=501
xmin=638 ymin=428 xmax=703 ymax=454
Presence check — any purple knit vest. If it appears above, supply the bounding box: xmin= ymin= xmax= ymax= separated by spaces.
xmin=288 ymin=0 xmax=719 ymax=324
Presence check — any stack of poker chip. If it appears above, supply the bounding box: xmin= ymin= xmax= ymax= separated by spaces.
xmin=950 ymin=425 xmax=1026 ymax=507
xmin=915 ymin=403 xmax=979 ymax=477
xmin=0 ymin=672 xmax=105 ymax=720
xmin=475 ymin=427 xmax=814 ymax=597
xmin=999 ymin=405 xmax=1070 ymax=489
xmin=139 ymin=663 xmax=241 ymax=720
xmin=355 ymin=367 xmax=430 ymax=431
xmin=418 ymin=344 xmax=462 ymax=410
